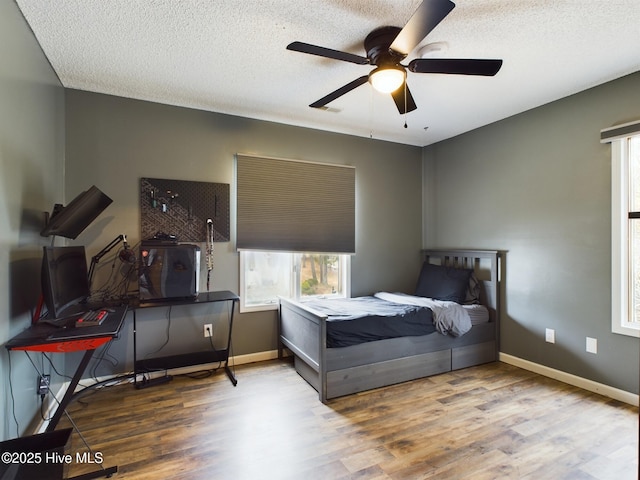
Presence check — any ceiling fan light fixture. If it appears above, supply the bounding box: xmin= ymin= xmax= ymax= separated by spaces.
xmin=369 ymin=66 xmax=405 ymax=93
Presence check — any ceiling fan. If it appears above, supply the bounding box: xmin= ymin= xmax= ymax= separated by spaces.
xmin=287 ymin=0 xmax=502 ymax=114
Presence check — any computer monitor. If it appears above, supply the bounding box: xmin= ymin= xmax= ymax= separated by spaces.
xmin=40 ymin=186 xmax=112 ymax=239
xmin=41 ymin=246 xmax=90 ymax=319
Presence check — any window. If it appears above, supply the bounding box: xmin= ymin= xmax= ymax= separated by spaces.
xmin=235 ymin=154 xmax=355 ymax=313
xmin=239 ymin=251 xmax=350 ymax=312
xmin=630 ymin=136 xmax=640 ymax=327
xmin=606 ymin=122 xmax=640 ymax=337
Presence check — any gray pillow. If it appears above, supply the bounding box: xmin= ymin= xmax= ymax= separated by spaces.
xmin=464 ymin=272 xmax=481 ymax=305
xmin=415 ymin=263 xmax=472 ymax=304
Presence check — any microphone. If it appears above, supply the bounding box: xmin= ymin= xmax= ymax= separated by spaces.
xmin=118 ymin=234 xmax=136 ymax=263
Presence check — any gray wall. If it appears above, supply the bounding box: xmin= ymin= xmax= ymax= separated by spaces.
xmin=64 ymin=90 xmax=424 ymax=375
xmin=423 ymin=71 xmax=640 ymax=394
xmin=0 ymin=0 xmax=65 ymax=440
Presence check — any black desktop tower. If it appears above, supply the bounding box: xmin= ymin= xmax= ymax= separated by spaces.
xmin=139 ymin=242 xmax=201 ymax=301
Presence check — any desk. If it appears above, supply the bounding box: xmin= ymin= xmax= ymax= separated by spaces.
xmin=5 ymin=305 xmax=127 ymax=479
xmin=130 ymin=290 xmax=239 ymax=389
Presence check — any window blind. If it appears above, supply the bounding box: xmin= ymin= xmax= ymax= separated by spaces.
xmin=236 ymin=154 xmax=355 ymax=253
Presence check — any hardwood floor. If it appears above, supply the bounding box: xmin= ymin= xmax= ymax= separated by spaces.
xmin=58 ymin=360 xmax=638 ymax=479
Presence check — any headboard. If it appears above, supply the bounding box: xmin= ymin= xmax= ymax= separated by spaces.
xmin=421 ymin=249 xmax=502 ymax=328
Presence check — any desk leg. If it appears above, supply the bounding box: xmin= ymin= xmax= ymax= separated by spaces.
xmin=224 ymin=365 xmax=237 ymax=386
xmin=68 ymin=465 xmax=118 ymax=480
xmin=133 ymin=309 xmax=137 ymax=386
xmin=223 ymin=299 xmax=238 ymax=386
xmin=45 ymin=349 xmax=119 ymax=479
xmin=46 ymin=348 xmax=94 ymax=433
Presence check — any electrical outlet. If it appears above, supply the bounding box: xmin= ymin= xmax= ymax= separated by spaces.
xmin=37 ymin=374 xmax=50 ymax=396
xmin=545 ymin=328 xmax=555 ymax=344
xmin=586 ymin=337 xmax=597 ymax=354
xmin=204 ymin=324 xmax=213 ymax=338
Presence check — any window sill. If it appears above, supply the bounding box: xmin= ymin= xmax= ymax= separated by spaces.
xmin=612 ymin=322 xmax=640 ymax=338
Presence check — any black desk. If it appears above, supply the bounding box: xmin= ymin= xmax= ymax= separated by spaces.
xmin=130 ymin=290 xmax=239 ymax=389
xmin=5 ymin=305 xmax=127 ymax=479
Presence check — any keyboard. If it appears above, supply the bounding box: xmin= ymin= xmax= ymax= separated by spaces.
xmin=75 ymin=309 xmax=109 ymax=328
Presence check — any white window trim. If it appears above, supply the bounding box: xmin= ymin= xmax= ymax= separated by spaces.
xmin=611 ymin=137 xmax=640 ymax=337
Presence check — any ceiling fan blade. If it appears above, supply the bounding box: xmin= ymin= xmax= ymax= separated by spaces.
xmin=287 ymin=41 xmax=369 ymax=65
xmin=391 ymin=83 xmax=418 ymax=114
xmin=389 ymin=0 xmax=455 ymax=56
xmin=309 ymin=76 xmax=369 ymax=108
xmin=408 ymin=58 xmax=503 ymax=76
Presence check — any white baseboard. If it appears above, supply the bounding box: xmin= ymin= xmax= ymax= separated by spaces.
xmin=231 ymin=349 xmax=282 ymax=365
xmin=500 ymin=352 xmax=638 ymax=407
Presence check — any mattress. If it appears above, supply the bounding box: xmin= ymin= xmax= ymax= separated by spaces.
xmin=301 ymin=296 xmax=436 ymax=348
xmin=464 ymin=304 xmax=490 ymax=325
xmin=301 ymin=294 xmax=490 ymax=348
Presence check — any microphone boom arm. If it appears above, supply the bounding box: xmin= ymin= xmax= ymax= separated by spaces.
xmin=88 ymin=234 xmax=128 ymax=285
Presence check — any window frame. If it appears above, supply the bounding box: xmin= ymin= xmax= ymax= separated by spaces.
xmin=611 ymin=134 xmax=640 ymax=337
xmin=239 ymin=250 xmax=351 ymax=313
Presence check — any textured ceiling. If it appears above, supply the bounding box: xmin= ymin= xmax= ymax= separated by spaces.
xmin=15 ymin=0 xmax=640 ymax=146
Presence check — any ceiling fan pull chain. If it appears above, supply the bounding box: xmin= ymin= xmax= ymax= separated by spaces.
xmin=403 ymin=81 xmax=408 ymax=129
xmin=370 ymin=85 xmax=374 ymax=138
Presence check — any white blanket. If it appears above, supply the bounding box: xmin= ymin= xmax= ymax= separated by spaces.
xmin=374 ymin=292 xmax=472 ymax=337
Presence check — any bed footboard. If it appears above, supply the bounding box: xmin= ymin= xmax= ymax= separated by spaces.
xmin=279 ymin=297 xmax=328 ymax=400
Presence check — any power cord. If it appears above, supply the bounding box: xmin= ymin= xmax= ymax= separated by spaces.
xmin=6 ymin=351 xmax=20 ymax=436
xmin=143 ymin=306 xmax=172 ymax=359
xmin=205 ymin=325 xmax=217 ymax=351
xmin=205 ymin=324 xmax=222 ymax=371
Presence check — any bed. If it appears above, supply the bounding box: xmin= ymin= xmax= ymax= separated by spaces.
xmin=278 ymin=249 xmax=502 ymax=403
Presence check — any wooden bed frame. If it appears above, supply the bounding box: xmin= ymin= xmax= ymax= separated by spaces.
xmin=278 ymin=249 xmax=502 ymax=403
